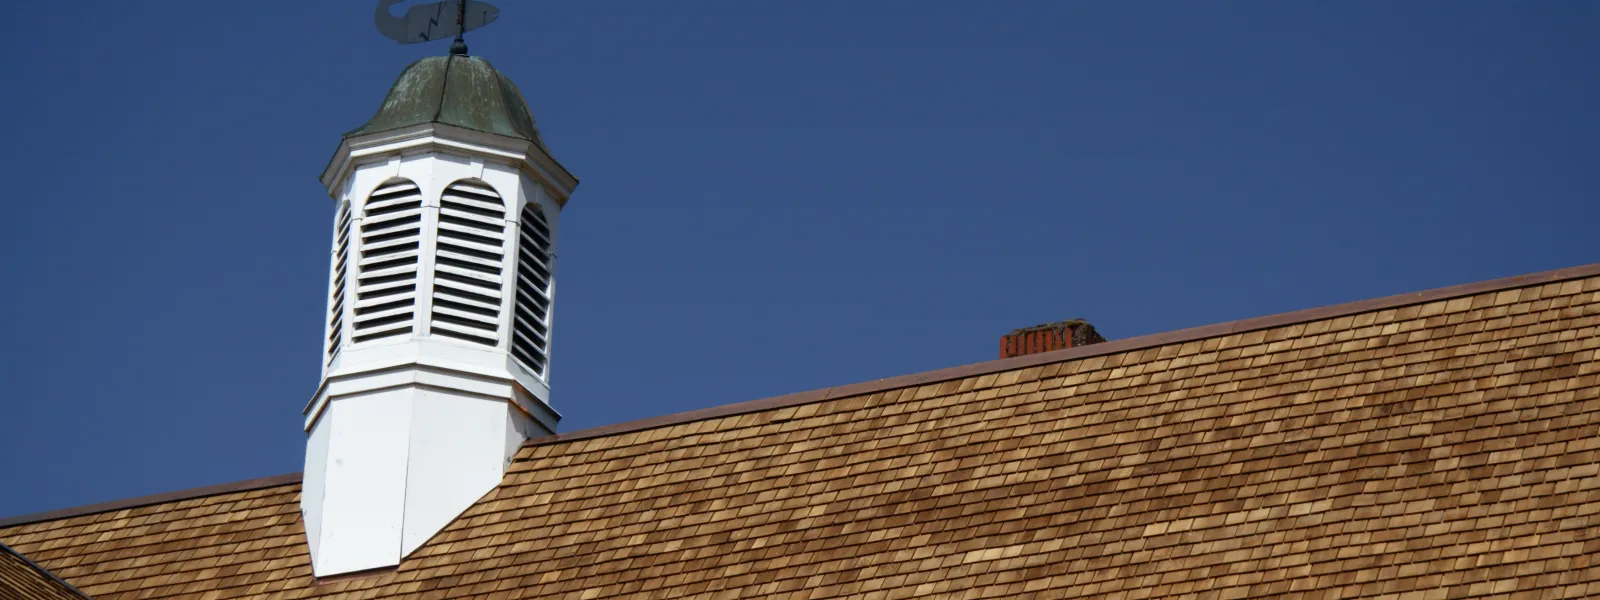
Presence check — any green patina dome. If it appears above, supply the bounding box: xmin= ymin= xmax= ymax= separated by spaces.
xmin=348 ymin=55 xmax=545 ymax=148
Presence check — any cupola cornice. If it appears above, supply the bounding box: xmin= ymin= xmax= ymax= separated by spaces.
xmin=321 ymin=122 xmax=577 ymax=207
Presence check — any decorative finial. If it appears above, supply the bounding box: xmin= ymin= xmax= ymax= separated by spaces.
xmin=375 ymin=0 xmax=501 ymax=52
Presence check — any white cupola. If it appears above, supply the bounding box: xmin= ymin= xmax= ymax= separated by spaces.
xmin=301 ymin=53 xmax=577 ymax=577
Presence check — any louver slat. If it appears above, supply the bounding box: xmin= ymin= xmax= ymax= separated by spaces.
xmin=351 ymin=179 xmax=422 ymax=344
xmin=327 ymin=202 xmax=353 ymax=361
xmin=429 ymin=181 xmax=505 ymax=347
xmin=511 ymin=203 xmax=553 ymax=376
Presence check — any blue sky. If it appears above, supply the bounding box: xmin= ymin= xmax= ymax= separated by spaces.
xmin=0 ymin=2 xmax=1594 ymax=517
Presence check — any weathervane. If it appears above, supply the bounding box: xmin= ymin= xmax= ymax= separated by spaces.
xmin=376 ymin=0 xmax=501 ymax=55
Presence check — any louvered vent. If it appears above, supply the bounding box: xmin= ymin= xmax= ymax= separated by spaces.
xmin=512 ymin=202 xmax=554 ymax=376
xmin=429 ymin=180 xmax=507 ymax=347
xmin=352 ymin=179 xmax=423 ymax=343
xmin=327 ymin=201 xmax=353 ymax=361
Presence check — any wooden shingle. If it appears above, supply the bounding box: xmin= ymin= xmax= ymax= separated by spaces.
xmin=0 ymin=542 xmax=90 ymax=600
xmin=3 ymin=267 xmax=1600 ymax=599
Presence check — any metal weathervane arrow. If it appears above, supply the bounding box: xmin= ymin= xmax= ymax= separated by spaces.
xmin=376 ymin=0 xmax=501 ymax=55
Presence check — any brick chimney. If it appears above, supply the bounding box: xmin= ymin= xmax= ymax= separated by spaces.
xmin=1000 ymin=319 xmax=1105 ymax=359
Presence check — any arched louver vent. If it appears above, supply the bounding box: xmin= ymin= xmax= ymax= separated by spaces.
xmin=352 ymin=179 xmax=423 ymax=343
xmin=327 ymin=201 xmax=352 ymax=361
xmin=512 ymin=202 xmax=553 ymax=376
xmin=429 ymin=180 xmax=506 ymax=346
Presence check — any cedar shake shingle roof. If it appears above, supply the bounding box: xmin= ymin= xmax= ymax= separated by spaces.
xmin=0 ymin=542 xmax=89 ymax=600
xmin=3 ymin=263 xmax=1599 ymax=599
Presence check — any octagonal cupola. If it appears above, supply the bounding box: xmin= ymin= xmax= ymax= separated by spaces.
xmin=302 ymin=53 xmax=578 ymax=578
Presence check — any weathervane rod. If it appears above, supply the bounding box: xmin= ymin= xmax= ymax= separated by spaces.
xmin=450 ymin=0 xmax=470 ymax=55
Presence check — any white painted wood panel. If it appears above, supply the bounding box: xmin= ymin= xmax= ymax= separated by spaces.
xmin=400 ymin=391 xmax=512 ymax=557
xmin=302 ymin=413 xmax=332 ymax=561
xmin=314 ymin=391 xmax=414 ymax=575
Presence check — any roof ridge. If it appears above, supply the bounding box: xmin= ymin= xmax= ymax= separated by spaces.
xmin=524 ymin=262 xmax=1600 ymax=446
xmin=0 ymin=472 xmax=301 ymax=529
xmin=4 ymin=261 xmax=1595 ymax=530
